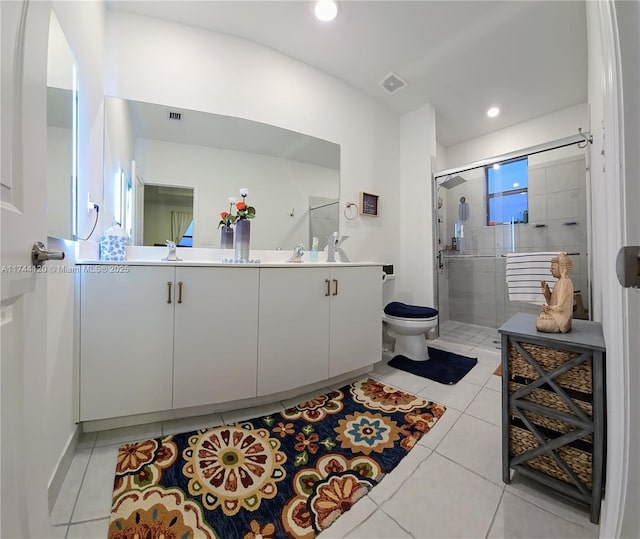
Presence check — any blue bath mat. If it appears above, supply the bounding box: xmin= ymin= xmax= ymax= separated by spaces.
xmin=388 ymin=347 xmax=478 ymax=385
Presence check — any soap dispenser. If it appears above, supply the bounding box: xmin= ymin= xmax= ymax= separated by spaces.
xmin=310 ymin=237 xmax=319 ymax=262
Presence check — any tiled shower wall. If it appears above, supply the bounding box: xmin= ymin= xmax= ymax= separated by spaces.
xmin=437 ymin=154 xmax=588 ymax=329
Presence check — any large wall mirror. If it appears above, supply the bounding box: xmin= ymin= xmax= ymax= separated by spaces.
xmin=103 ymin=97 xmax=340 ymax=250
xmin=47 ymin=9 xmax=77 ymax=240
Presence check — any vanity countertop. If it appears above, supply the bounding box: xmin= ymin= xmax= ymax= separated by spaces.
xmin=75 ymin=260 xmax=382 ymax=267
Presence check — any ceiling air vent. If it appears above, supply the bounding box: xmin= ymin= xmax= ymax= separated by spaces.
xmin=167 ymin=111 xmax=182 ymax=121
xmin=381 ymin=71 xmax=408 ymax=94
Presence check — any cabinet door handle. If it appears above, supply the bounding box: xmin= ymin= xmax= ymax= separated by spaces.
xmin=325 ymin=279 xmax=331 ymax=296
xmin=167 ymin=281 xmax=172 ymax=304
xmin=177 ymin=281 xmax=183 ymax=304
xmin=332 ymin=278 xmax=338 ymax=296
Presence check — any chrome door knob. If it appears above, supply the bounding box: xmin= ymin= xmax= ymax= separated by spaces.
xmin=31 ymin=241 xmax=65 ymax=267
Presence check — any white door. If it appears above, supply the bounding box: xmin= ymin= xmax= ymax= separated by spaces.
xmin=1 ymin=1 xmax=54 ymax=537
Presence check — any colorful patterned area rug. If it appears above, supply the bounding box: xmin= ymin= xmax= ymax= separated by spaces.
xmin=108 ymin=378 xmax=446 ymax=539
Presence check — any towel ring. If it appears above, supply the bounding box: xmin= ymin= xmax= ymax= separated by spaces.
xmin=344 ymin=202 xmax=358 ymax=220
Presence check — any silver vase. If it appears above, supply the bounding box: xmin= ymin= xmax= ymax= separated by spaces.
xmin=234 ymin=218 xmax=251 ymax=260
xmin=220 ymin=224 xmax=234 ymax=249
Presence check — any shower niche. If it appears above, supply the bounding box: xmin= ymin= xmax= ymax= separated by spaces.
xmin=435 ymin=145 xmax=589 ymax=330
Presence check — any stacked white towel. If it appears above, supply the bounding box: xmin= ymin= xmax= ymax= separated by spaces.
xmin=505 ymin=252 xmax=559 ymax=304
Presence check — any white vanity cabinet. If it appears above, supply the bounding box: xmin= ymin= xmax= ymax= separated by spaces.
xmin=257 ymin=265 xmax=381 ymax=396
xmin=79 ymin=265 xmax=259 ymax=420
xmin=172 ymin=267 xmax=258 ymax=409
xmin=79 ymin=266 xmax=175 ymax=420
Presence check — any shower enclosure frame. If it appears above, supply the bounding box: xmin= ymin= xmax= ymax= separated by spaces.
xmin=432 ymin=131 xmax=593 ymax=329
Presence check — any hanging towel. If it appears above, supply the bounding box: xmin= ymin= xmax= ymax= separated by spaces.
xmin=505 ymin=251 xmax=559 ymax=304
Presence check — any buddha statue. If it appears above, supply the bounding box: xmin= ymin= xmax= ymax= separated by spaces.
xmin=536 ymin=252 xmax=574 ymax=333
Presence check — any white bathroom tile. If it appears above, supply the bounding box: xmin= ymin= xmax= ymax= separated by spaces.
xmin=371 ymin=359 xmax=394 ymax=375
xmin=344 ymin=508 xmax=412 ymax=538
xmin=76 ymin=431 xmax=97 ymax=450
xmin=368 ymin=444 xmax=432 ymax=505
xmin=485 ymin=372 xmax=503 ymax=392
xmin=472 ymin=347 xmax=501 ymax=368
xmin=162 ymin=413 xmax=224 ymax=436
xmin=466 ymin=386 xmax=502 ymax=426
xmin=50 ymin=448 xmax=92 ymax=525
xmin=71 ymin=445 xmax=118 ymax=522
xmin=369 ymin=369 xmax=432 ymax=396
xmin=48 ymin=524 xmax=68 ymax=538
xmin=487 ymin=491 xmax=598 ymax=538
xmin=281 ymin=387 xmax=333 ymax=409
xmin=505 ymin=475 xmax=601 ymax=530
xmin=545 ymin=161 xmax=580 ymax=193
xmin=416 ymin=380 xmax=481 ymax=412
xmin=382 ymin=452 xmax=503 ymax=538
xmin=429 ymin=339 xmax=475 ymax=356
xmin=436 ymin=414 xmax=503 ymax=486
xmin=462 ymin=362 xmax=495 ymax=387
xmin=319 ymin=495 xmax=378 ymax=539
xmin=94 ymin=422 xmax=162 ymax=447
xmin=220 ymin=401 xmax=284 ymax=425
xmin=67 ymin=517 xmax=111 ymax=539
xmin=417 ymin=407 xmax=462 ymax=450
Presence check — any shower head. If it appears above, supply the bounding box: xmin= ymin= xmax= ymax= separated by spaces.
xmin=439 ymin=175 xmax=466 ymax=189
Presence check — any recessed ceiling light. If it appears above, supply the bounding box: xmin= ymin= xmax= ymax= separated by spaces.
xmin=487 ymin=107 xmax=500 ymax=118
xmin=315 ymin=0 xmax=338 ymax=22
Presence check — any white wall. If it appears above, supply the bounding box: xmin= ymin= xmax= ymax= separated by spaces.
xmin=398 ymin=104 xmax=437 ymax=307
xmin=443 ymin=103 xmax=588 ymax=169
xmin=104 ymin=10 xmax=401 ymax=266
xmin=136 ymin=138 xmax=339 ymax=249
xmin=46 ymin=0 xmax=105 ymax=499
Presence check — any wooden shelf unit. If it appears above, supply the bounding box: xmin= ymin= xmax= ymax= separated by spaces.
xmin=498 ymin=313 xmax=606 ymax=524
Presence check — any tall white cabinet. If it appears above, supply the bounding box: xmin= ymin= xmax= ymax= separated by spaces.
xmin=79 ymin=263 xmax=381 ymax=422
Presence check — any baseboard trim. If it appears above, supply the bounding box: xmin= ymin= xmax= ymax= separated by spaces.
xmin=48 ymin=425 xmax=79 ymax=512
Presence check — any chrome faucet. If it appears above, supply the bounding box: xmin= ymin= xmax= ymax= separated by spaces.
xmin=162 ymin=240 xmax=182 ymax=261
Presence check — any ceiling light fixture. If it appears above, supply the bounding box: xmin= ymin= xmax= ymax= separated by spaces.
xmin=487 ymin=106 xmax=500 ymax=118
xmin=315 ymin=0 xmax=338 ymax=22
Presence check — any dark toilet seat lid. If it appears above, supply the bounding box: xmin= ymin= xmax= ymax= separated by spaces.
xmin=384 ymin=302 xmax=439 ymax=319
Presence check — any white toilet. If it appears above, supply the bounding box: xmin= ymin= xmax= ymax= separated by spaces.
xmin=382 ymin=302 xmax=439 ymax=361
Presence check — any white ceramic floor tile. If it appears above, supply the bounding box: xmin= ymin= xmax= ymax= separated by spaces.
xmin=505 ymin=475 xmax=601 ymax=530
xmin=416 ymin=380 xmax=481 ymax=412
xmin=94 ymin=422 xmax=162 ymax=447
xmin=428 ymin=339 xmax=476 ymax=356
xmin=472 ymin=347 xmax=502 ymax=367
xmin=67 ymin=517 xmax=110 ymax=538
xmin=344 ymin=508 xmax=412 ymax=538
xmin=371 ymin=359 xmax=394 ymax=375
xmin=162 ymin=413 xmax=224 ymax=436
xmin=76 ymin=431 xmax=97 ymax=450
xmin=417 ymin=407 xmax=462 ymax=450
xmin=48 ymin=524 xmax=68 ymax=538
xmin=369 ymin=369 xmax=431 ymax=396
xmin=383 ymin=452 xmax=503 ymax=538
xmin=487 ymin=491 xmax=599 ymax=538
xmin=485 ymin=373 xmax=503 ymax=392
xmin=368 ymin=444 xmax=432 ymax=505
xmin=319 ymin=495 xmax=378 ymax=539
xmin=462 ymin=362 xmax=495 ymax=387
xmin=436 ymin=414 xmax=503 ymax=486
xmin=281 ymin=387 xmax=333 ymax=409
xmin=220 ymin=401 xmax=284 ymax=425
xmin=466 ymin=386 xmax=502 ymax=426
xmin=71 ymin=445 xmax=118 ymax=522
xmin=50 ymin=448 xmax=92 ymax=525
